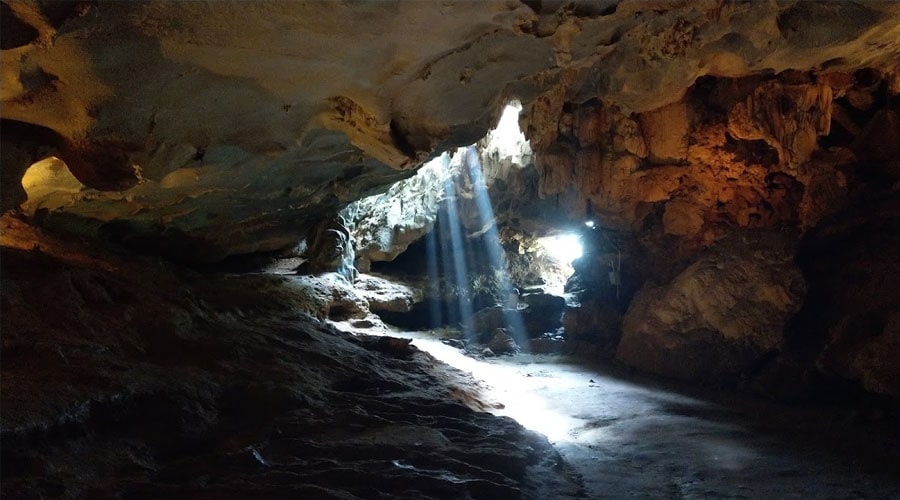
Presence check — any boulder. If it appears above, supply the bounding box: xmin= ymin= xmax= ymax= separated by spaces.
xmin=617 ymin=232 xmax=805 ymax=383
xmin=354 ymin=274 xmax=424 ymax=314
xmin=473 ymin=306 xmax=506 ymax=342
xmin=289 ymin=273 xmax=369 ymax=322
xmin=520 ymin=291 xmax=565 ymax=337
xmin=529 ymin=336 xmax=567 ymax=355
xmin=562 ymin=299 xmax=622 ymax=355
xmin=488 ymin=329 xmax=519 ymax=355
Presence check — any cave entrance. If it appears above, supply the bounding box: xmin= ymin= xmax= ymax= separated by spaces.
xmin=536 ymin=232 xmax=583 ymax=293
xmin=416 ymin=146 xmax=531 ymax=352
xmin=345 ymin=101 xmax=586 ymax=355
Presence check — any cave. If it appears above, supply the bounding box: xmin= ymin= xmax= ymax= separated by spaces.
xmin=2 ymin=2 xmax=900 ymax=498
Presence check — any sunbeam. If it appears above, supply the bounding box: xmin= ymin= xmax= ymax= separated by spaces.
xmin=425 ymin=228 xmax=443 ymax=329
xmin=462 ymin=146 xmax=530 ymax=349
xmin=440 ymin=152 xmax=477 ymax=340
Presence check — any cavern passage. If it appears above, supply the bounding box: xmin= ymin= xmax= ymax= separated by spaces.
xmin=2 ymin=0 xmax=900 ymax=498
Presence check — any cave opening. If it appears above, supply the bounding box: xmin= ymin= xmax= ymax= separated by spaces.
xmin=346 ymin=102 xmax=581 ymax=359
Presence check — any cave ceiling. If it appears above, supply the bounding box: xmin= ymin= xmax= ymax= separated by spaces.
xmin=2 ymin=0 xmax=899 ymax=262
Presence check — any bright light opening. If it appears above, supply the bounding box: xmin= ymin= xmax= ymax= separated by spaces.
xmin=483 ymin=101 xmax=532 ymax=164
xmin=494 ymin=103 xmax=524 ymax=142
xmin=539 ymin=233 xmax=583 ymax=265
xmin=584 ymin=220 xmax=595 ymax=228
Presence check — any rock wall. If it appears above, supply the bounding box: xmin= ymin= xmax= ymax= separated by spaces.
xmin=528 ymin=69 xmax=900 ymax=398
xmin=3 ymin=0 xmax=900 ymax=404
xmin=521 ymin=69 xmax=900 ymax=241
xmin=343 ymin=156 xmax=445 ymax=271
xmin=792 ymin=197 xmax=900 ymax=399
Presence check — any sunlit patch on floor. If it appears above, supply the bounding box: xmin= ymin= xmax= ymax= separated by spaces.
xmin=390 ymin=329 xmax=585 ymax=443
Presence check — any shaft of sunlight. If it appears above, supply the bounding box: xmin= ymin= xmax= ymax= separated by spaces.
xmin=425 ymin=228 xmax=443 ymax=329
xmin=441 ymin=152 xmax=476 ymax=339
xmin=463 ymin=146 xmax=529 ymax=348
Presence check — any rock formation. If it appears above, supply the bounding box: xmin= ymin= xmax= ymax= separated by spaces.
xmin=3 ymin=1 xmax=900 ymax=496
xmin=4 ymin=0 xmax=898 ymax=259
xmin=617 ymin=231 xmax=806 ymax=383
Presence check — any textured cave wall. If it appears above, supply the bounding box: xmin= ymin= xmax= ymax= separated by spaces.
xmin=0 ymin=215 xmax=583 ymax=499
xmin=4 ymin=0 xmax=900 ymax=263
xmin=522 ymin=67 xmax=900 ymax=398
xmin=343 ymin=157 xmax=446 ymax=272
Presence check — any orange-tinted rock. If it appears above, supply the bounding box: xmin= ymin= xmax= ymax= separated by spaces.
xmin=639 ymin=101 xmax=690 ymax=164
xmin=795 ymin=149 xmax=852 ymax=229
xmin=726 ymin=81 xmax=833 ymax=169
xmin=662 ymin=200 xmax=705 ymax=236
xmin=535 ymin=146 xmax=575 ymax=198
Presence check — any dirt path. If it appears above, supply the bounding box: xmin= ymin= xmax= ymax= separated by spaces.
xmin=386 ymin=329 xmax=900 ymax=499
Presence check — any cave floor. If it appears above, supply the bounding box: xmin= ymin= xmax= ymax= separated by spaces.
xmin=332 ymin=323 xmax=900 ymax=499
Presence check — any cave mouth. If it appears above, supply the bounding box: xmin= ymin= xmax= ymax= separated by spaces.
xmin=537 ymin=232 xmax=583 ymax=293
xmin=345 ymin=101 xmax=583 ymax=357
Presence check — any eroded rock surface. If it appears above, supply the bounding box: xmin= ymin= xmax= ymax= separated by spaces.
xmin=4 ymin=1 xmax=899 ymax=260
xmin=792 ymin=197 xmax=900 ymax=399
xmin=0 ymin=215 xmax=582 ymax=499
xmin=3 ymin=0 xmax=900 ymax=471
xmin=617 ymin=232 xmax=805 ymax=383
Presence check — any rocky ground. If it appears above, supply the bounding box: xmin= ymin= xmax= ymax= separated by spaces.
xmin=5 ymin=212 xmax=900 ymax=499
xmin=0 ymin=215 xmax=583 ymax=499
xmin=323 ymin=269 xmax=900 ymax=499
xmin=348 ymin=328 xmax=900 ymax=499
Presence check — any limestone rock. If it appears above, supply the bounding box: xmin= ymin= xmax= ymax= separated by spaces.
xmin=639 ymin=101 xmax=690 ymax=164
xmin=291 ymin=273 xmax=369 ymax=321
xmin=726 ymin=81 xmax=833 ymax=169
xmin=304 ymin=215 xmax=357 ymax=281
xmin=855 ymin=109 xmax=900 ymax=182
xmin=3 ymin=1 xmax=899 ymax=261
xmin=473 ymin=306 xmax=507 ymax=341
xmin=488 ymin=329 xmax=519 ymax=355
xmin=520 ymin=291 xmax=566 ymax=337
xmin=344 ymin=157 xmax=444 ymax=267
xmin=795 ymin=148 xmax=852 ymax=230
xmin=529 ymin=336 xmax=567 ymax=355
xmin=617 ymin=232 xmax=806 ymax=382
xmin=0 ymin=229 xmax=580 ymax=498
xmin=795 ymin=198 xmax=900 ymax=399
xmin=563 ymin=299 xmax=622 ymax=355
xmin=662 ymin=200 xmax=706 ymax=236
xmin=820 ymin=312 xmax=900 ymax=399
xmin=354 ymin=273 xmax=424 ymax=314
